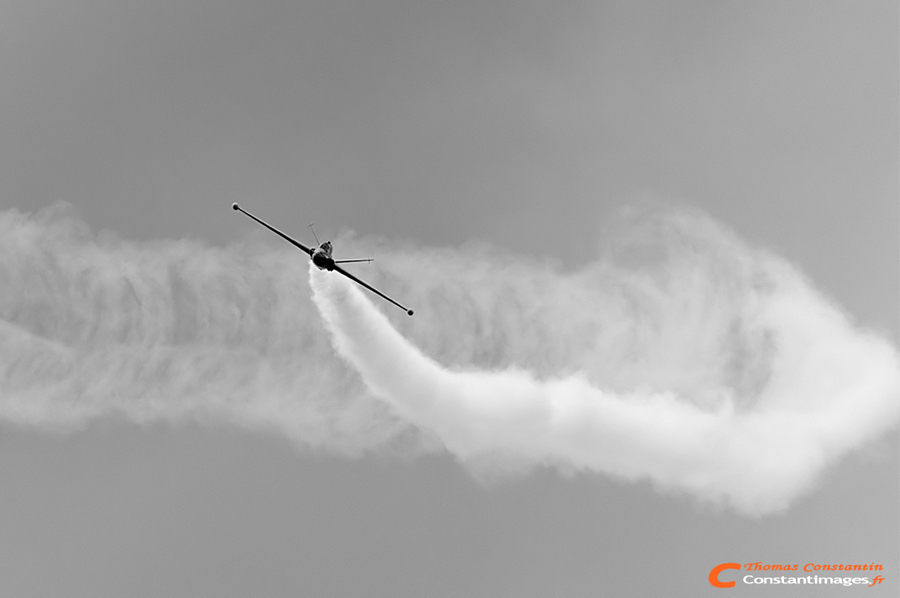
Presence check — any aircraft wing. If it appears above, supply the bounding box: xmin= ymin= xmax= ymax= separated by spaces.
xmin=332 ymin=264 xmax=414 ymax=316
xmin=232 ymin=203 xmax=313 ymax=256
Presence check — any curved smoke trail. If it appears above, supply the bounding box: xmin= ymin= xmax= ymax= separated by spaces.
xmin=1 ymin=203 xmax=897 ymax=515
xmin=308 ymin=215 xmax=899 ymax=516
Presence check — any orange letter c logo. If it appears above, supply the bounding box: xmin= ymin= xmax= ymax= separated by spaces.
xmin=709 ymin=563 xmax=741 ymax=588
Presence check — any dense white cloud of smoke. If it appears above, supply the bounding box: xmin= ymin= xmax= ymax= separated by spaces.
xmin=1 ymin=203 xmax=897 ymax=515
xmin=0 ymin=204 xmax=409 ymax=452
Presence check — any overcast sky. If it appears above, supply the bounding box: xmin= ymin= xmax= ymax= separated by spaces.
xmin=0 ymin=1 xmax=897 ymax=596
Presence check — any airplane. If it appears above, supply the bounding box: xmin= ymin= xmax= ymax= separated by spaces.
xmin=232 ymin=203 xmax=414 ymax=316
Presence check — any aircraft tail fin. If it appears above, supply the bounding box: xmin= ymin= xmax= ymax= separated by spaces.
xmin=307 ymin=223 xmax=320 ymax=245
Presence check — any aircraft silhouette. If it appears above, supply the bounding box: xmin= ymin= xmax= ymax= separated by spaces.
xmin=232 ymin=203 xmax=414 ymax=316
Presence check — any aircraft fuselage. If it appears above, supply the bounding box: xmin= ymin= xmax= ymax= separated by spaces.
xmin=311 ymin=242 xmax=335 ymax=271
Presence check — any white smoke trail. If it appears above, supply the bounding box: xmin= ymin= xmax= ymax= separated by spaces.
xmin=1 ymin=203 xmax=897 ymax=515
xmin=0 ymin=203 xmax=410 ymax=452
xmin=309 ymin=213 xmax=900 ymax=516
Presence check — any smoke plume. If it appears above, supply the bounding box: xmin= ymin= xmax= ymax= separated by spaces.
xmin=1 ymin=204 xmax=897 ymax=515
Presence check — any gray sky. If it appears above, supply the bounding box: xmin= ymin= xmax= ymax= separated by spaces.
xmin=0 ymin=1 xmax=897 ymax=596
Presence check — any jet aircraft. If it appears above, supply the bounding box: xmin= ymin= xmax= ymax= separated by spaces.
xmin=232 ymin=203 xmax=414 ymax=316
